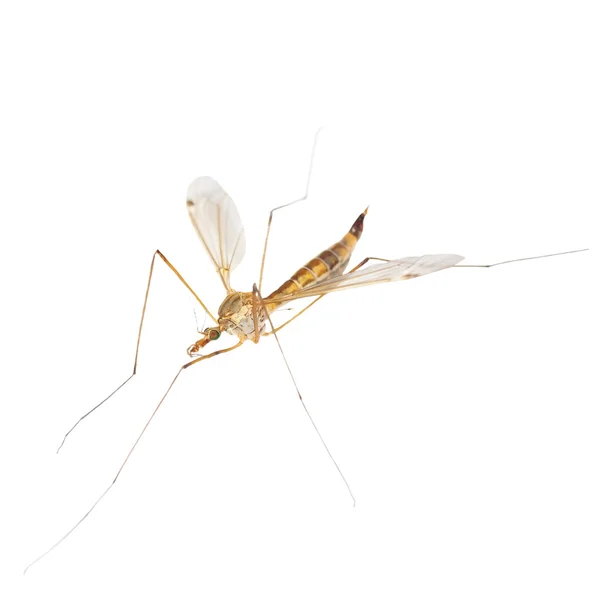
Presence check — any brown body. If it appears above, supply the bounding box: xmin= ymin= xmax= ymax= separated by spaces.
xmin=213 ymin=208 xmax=368 ymax=344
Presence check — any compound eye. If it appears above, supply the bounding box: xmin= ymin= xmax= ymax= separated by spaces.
xmin=209 ymin=329 xmax=221 ymax=341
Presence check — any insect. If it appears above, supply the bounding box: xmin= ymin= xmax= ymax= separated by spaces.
xmin=24 ymin=140 xmax=587 ymax=573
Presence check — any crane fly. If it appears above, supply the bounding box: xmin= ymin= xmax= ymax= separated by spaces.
xmin=25 ymin=146 xmax=588 ymax=573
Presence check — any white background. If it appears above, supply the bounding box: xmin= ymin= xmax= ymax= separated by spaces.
xmin=1 ymin=1 xmax=597 ymax=599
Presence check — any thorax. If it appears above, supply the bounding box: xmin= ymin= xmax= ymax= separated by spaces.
xmin=218 ymin=291 xmax=267 ymax=342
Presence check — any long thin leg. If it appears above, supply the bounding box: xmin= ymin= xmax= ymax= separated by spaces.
xmin=57 ymin=250 xmax=216 ymax=453
xmin=264 ymin=256 xmax=391 ymax=337
xmin=265 ymin=248 xmax=589 ymax=336
xmin=258 ymin=129 xmax=323 ymax=292
xmin=454 ymin=248 xmax=588 ymax=268
xmin=25 ymin=340 xmax=243 ymax=575
xmin=253 ymin=285 xmax=355 ymax=506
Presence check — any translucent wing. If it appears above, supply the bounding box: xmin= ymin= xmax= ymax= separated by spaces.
xmin=187 ymin=177 xmax=246 ymax=291
xmin=268 ymin=254 xmax=464 ymax=303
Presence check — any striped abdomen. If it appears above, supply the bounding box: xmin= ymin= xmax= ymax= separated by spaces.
xmin=265 ymin=208 xmax=368 ymax=307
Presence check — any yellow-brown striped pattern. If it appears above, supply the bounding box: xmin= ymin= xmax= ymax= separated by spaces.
xmin=265 ymin=208 xmax=368 ymax=308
